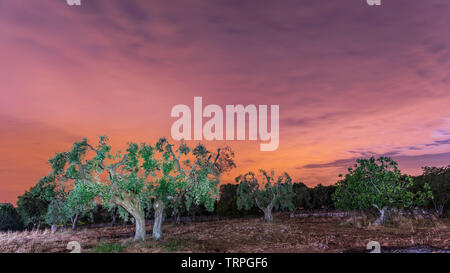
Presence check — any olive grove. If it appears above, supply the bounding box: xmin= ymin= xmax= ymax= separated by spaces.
xmin=46 ymin=136 xmax=234 ymax=241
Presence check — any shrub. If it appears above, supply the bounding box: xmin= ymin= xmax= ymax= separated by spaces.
xmin=0 ymin=203 xmax=24 ymax=231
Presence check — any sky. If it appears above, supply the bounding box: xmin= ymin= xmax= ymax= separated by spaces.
xmin=1 ymin=0 xmax=450 ymax=204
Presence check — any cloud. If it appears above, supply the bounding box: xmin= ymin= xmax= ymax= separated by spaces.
xmin=281 ymin=111 xmax=350 ymax=128
xmin=424 ymin=138 xmax=450 ymax=147
xmin=299 ymin=152 xmax=450 ymax=175
xmin=300 ymin=158 xmax=356 ymax=169
xmin=1 ymin=0 xmax=450 ymax=202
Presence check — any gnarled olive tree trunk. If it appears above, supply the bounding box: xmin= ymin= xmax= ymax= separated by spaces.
xmin=116 ymin=198 xmax=146 ymax=241
xmin=71 ymin=213 xmax=79 ymax=230
xmin=263 ymin=207 xmax=273 ymax=222
xmin=152 ymin=199 xmax=165 ymax=240
xmin=257 ymin=198 xmax=275 ymax=222
xmin=134 ymin=213 xmax=146 ymax=241
xmin=373 ymin=205 xmax=387 ymax=226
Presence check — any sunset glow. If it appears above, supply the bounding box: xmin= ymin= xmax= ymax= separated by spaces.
xmin=1 ymin=0 xmax=450 ymax=204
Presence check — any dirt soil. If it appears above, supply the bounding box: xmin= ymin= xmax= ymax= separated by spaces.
xmin=0 ymin=213 xmax=448 ymax=253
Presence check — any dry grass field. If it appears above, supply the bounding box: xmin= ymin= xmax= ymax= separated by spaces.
xmin=1 ymin=213 xmax=448 ymax=253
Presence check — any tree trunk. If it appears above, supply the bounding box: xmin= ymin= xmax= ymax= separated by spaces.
xmin=51 ymin=224 xmax=57 ymax=234
xmin=263 ymin=207 xmax=273 ymax=222
xmin=351 ymin=211 xmax=357 ymax=226
xmin=438 ymin=205 xmax=444 ymax=218
xmin=110 ymin=212 xmax=116 ymax=227
xmin=133 ymin=212 xmax=146 ymax=241
xmin=173 ymin=212 xmax=182 ymax=227
xmin=290 ymin=210 xmax=295 ymax=218
xmin=71 ymin=213 xmax=79 ymax=230
xmin=434 ymin=202 xmax=444 ymax=218
xmin=373 ymin=206 xmax=387 ymax=226
xmin=115 ymin=198 xmax=146 ymax=241
xmin=153 ymin=199 xmax=165 ymax=240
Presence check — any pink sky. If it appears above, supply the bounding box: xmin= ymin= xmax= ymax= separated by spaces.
xmin=1 ymin=0 xmax=450 ymax=204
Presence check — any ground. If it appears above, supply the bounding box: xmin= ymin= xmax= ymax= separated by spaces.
xmin=0 ymin=213 xmax=449 ymax=253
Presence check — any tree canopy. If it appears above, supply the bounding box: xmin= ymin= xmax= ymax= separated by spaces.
xmin=333 ymin=156 xmax=433 ymax=224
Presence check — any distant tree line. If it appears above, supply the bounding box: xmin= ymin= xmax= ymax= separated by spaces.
xmin=411 ymin=166 xmax=450 ymax=217
xmin=216 ymin=178 xmax=336 ymax=220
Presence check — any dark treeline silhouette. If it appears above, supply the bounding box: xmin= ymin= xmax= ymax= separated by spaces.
xmin=410 ymin=166 xmax=450 ymax=217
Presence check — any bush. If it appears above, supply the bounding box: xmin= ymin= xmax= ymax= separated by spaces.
xmin=0 ymin=203 xmax=24 ymax=231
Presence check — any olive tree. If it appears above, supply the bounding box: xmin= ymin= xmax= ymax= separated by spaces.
xmin=332 ymin=157 xmax=433 ymax=225
xmin=65 ymin=182 xmax=97 ymax=229
xmin=42 ymin=172 xmax=96 ymax=230
xmin=48 ymin=137 xmax=151 ymax=240
xmin=236 ymin=170 xmax=294 ymax=222
xmin=151 ymin=138 xmax=235 ymax=239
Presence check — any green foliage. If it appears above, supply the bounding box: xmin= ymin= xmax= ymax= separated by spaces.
xmin=291 ymin=183 xmax=336 ymax=211
xmin=413 ymin=166 xmax=450 ymax=216
xmin=47 ymin=137 xmax=154 ymax=224
xmin=42 ymin=136 xmax=233 ymax=239
xmin=332 ymin=157 xmax=433 ymax=212
xmin=45 ymin=196 xmax=68 ymax=226
xmin=16 ymin=176 xmax=57 ymax=229
xmin=154 ymin=139 xmax=235 ymax=217
xmin=163 ymin=239 xmax=188 ymax=252
xmin=92 ymin=243 xmax=125 ymax=253
xmin=236 ymin=170 xmax=295 ymax=213
xmin=0 ymin=203 xmax=24 ymax=231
